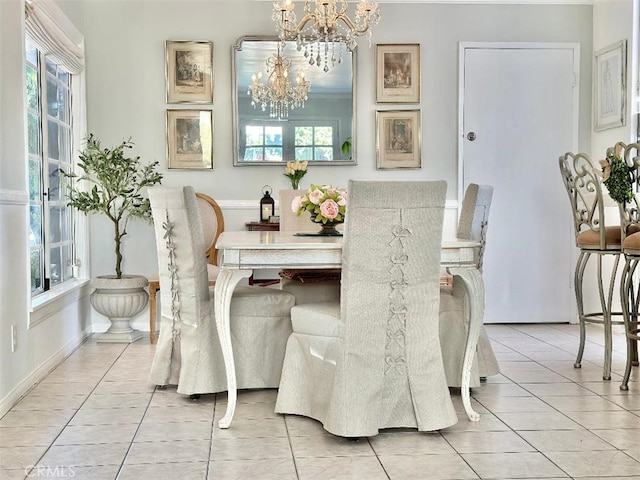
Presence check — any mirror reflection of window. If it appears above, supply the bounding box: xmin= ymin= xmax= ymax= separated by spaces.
xmin=295 ymin=126 xmax=333 ymax=161
xmin=244 ymin=125 xmax=283 ymax=161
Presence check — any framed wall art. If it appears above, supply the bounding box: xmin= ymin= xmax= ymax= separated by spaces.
xmin=166 ymin=109 xmax=214 ymax=169
xmin=165 ymin=40 xmax=213 ymax=104
xmin=376 ymin=43 xmax=421 ymax=103
xmin=593 ymin=40 xmax=627 ymax=131
xmin=376 ymin=109 xmax=421 ymax=170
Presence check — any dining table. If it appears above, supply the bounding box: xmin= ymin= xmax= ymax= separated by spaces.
xmin=214 ymin=230 xmax=484 ymax=429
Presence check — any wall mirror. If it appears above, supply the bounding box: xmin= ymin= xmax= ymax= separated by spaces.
xmin=232 ymin=36 xmax=356 ymax=166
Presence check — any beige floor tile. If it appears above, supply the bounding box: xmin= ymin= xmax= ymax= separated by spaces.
xmin=592 ymin=428 xmax=640 ymax=450
xmin=28 ymin=381 xmax=96 ymax=396
xmin=37 ymin=442 xmax=130 ymax=467
xmin=563 ymin=410 xmax=640 ymax=430
xmin=214 ymin=401 xmax=279 ymax=420
xmin=517 ymin=429 xmax=617 ymax=452
xmin=92 ymin=380 xmax=157 ymax=394
xmin=68 ymin=407 xmax=146 ymax=426
xmin=210 ymin=437 xmax=292 ymax=461
xmin=539 ymin=395 xmax=624 ymax=412
xmin=53 ymin=423 xmax=139 ymax=445
xmin=441 ymin=412 xmax=510 ymax=433
xmin=211 ymin=417 xmax=287 ymax=439
xmin=82 ymin=392 xmax=152 ymax=409
xmin=119 ymin=461 xmax=208 ymax=480
xmin=126 ymin=439 xmax=211 ymax=464
xmin=143 ymin=404 xmax=215 ymax=424
xmin=369 ymin=431 xmax=455 ymax=455
xmin=296 ymin=455 xmax=388 ymax=480
xmin=470 ymin=383 xmax=533 ymax=398
xmin=518 ymin=382 xmax=597 ymax=397
xmin=135 ymin=420 xmax=212 ymax=442
xmin=442 ymin=430 xmax=535 ymax=454
xmin=0 ymin=426 xmax=62 ymax=447
xmin=477 ymin=396 xmax=556 ymax=413
xmin=545 ymin=450 xmax=640 ymax=477
xmin=0 ymin=445 xmax=48 ymax=470
xmin=603 ymin=393 xmax=640 ymax=410
xmin=208 ymin=458 xmax=297 ymax=479
xmin=0 ymin=468 xmax=30 ymax=480
xmin=495 ymin=411 xmax=583 ymax=431
xmin=0 ymin=409 xmax=76 ymax=428
xmin=11 ymin=393 xmax=87 ymax=411
xmin=289 ymin=435 xmax=374 ymax=458
xmin=378 ymin=453 xmax=479 ymax=480
xmin=462 ymin=452 xmax=569 ymax=478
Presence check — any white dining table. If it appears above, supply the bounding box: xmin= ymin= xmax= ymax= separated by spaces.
xmin=214 ymin=230 xmax=484 ymax=429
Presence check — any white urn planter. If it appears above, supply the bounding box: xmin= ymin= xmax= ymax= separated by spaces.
xmin=90 ymin=275 xmax=148 ymax=343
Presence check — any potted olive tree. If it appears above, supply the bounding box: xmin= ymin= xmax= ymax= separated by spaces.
xmin=64 ymin=134 xmax=163 ymax=342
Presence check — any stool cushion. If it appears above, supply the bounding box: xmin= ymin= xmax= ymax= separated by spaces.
xmin=291 ymin=301 xmax=343 ymax=337
xmin=576 ymin=226 xmax=622 ymax=248
xmin=623 ymin=231 xmax=640 ymax=251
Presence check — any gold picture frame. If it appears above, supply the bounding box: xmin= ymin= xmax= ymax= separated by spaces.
xmin=376 ymin=43 xmax=421 ymax=104
xmin=376 ymin=110 xmax=421 ymax=170
xmin=165 ymin=40 xmax=213 ymax=104
xmin=166 ymin=109 xmax=214 ymax=170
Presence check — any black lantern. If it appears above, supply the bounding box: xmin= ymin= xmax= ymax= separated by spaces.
xmin=260 ymin=185 xmax=275 ymax=222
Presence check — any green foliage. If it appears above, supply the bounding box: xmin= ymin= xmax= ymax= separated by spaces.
xmin=62 ymin=134 xmax=163 ymax=278
xmin=603 ymin=152 xmax=633 ymax=204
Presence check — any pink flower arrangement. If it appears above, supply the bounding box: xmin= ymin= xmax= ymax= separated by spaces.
xmin=291 ymin=184 xmax=347 ymax=224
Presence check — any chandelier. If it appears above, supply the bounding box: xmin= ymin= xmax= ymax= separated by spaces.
xmin=248 ymin=45 xmax=310 ymax=120
xmin=273 ymin=0 xmax=381 ymax=72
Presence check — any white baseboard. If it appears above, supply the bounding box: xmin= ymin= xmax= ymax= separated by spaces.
xmin=0 ymin=326 xmax=93 ymax=418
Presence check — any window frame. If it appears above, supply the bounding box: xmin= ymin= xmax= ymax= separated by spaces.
xmin=26 ymin=41 xmax=79 ymax=299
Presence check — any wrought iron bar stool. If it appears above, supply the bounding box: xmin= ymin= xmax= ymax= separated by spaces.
xmin=559 ymin=151 xmax=627 ymax=380
xmin=612 ymin=141 xmax=640 ymax=390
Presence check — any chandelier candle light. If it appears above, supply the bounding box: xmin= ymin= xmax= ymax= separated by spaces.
xmin=273 ymin=0 xmax=381 ymax=72
xmin=248 ymin=44 xmax=310 ymax=120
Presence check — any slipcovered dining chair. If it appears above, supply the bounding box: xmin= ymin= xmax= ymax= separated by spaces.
xmin=611 ymin=142 xmax=640 ymax=390
xmin=148 ymin=192 xmax=223 ymax=344
xmin=559 ymin=151 xmax=630 ymax=380
xmin=439 ymin=183 xmax=500 ymax=388
xmin=278 ymin=189 xmax=341 ymax=305
xmin=275 ymin=180 xmax=457 ymax=437
xmin=148 ymin=186 xmax=295 ymax=395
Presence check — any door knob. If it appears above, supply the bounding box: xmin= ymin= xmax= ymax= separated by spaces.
xmin=467 ymin=132 xmax=476 ymax=141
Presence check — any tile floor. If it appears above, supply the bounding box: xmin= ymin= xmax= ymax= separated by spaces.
xmin=1 ymin=323 xmax=639 ymax=479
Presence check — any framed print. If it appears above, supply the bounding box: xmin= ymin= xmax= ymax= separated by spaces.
xmin=376 ymin=43 xmax=421 ymax=103
xmin=594 ymin=40 xmax=627 ymax=131
xmin=166 ymin=109 xmax=213 ymax=169
xmin=165 ymin=40 xmax=213 ymax=104
xmin=376 ymin=110 xmax=421 ymax=170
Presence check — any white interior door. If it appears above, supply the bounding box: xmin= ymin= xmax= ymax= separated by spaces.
xmin=460 ymin=43 xmax=578 ymax=323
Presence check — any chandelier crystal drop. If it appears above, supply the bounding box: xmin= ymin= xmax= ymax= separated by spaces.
xmin=248 ymin=45 xmax=310 ymax=120
xmin=273 ymin=0 xmax=381 ymax=72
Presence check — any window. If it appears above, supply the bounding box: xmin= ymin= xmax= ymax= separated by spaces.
xmin=26 ymin=40 xmax=75 ymax=295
